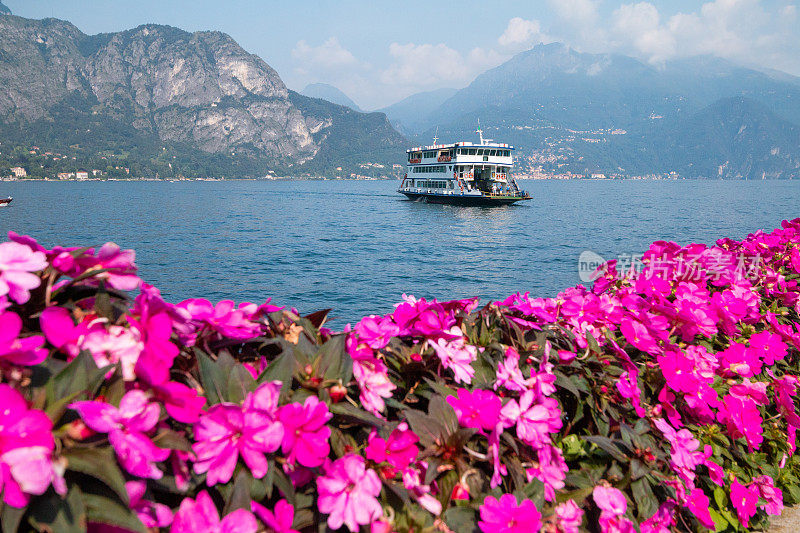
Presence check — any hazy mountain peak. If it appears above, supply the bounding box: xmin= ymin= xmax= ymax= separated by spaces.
xmin=300 ymin=83 xmax=362 ymax=111
xmin=0 ymin=2 xmax=10 ymax=15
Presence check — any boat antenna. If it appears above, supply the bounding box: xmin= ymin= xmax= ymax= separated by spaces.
xmin=476 ymin=120 xmax=484 ymax=145
xmin=432 ymin=127 xmax=439 ymax=146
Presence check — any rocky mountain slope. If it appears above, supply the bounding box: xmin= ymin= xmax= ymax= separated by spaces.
xmin=0 ymin=14 xmax=404 ymax=177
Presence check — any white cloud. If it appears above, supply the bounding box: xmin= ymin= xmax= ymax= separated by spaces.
xmin=612 ymin=3 xmax=676 ymax=63
xmin=291 ymin=37 xmax=359 ymax=70
xmin=380 ymin=42 xmax=506 ymax=89
xmin=498 ymin=17 xmax=552 ymax=51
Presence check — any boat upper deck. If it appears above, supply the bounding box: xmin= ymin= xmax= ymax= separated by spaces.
xmin=406 ymin=141 xmax=514 ymax=167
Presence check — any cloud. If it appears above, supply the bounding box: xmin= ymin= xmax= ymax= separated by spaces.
xmin=498 ymin=17 xmax=552 ymax=51
xmin=291 ymin=37 xmax=359 ymax=71
xmin=612 ymin=2 xmax=676 ymax=63
xmin=380 ymin=42 xmax=506 ymax=89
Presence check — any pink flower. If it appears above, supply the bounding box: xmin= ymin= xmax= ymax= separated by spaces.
xmin=126 ymin=480 xmax=172 ymax=528
xmin=193 ymin=381 xmax=284 ymax=485
xmin=717 ymin=394 xmax=764 ymax=451
xmin=71 ymin=390 xmax=169 ymax=479
xmin=752 ymin=475 xmax=783 ymax=516
xmin=251 ymin=500 xmax=299 ymax=533
xmin=76 ymin=242 xmax=140 ymax=291
xmin=447 ymin=388 xmax=502 ymax=432
xmin=495 ymin=347 xmax=528 ymax=391
xmin=39 ymin=306 xmax=87 ymax=358
xmin=352 ymin=359 xmax=396 ymax=416
xmin=178 ymin=299 xmax=262 ymax=340
xmin=278 ymin=395 xmax=332 ymax=467
xmin=502 ymin=391 xmax=562 ymax=448
xmin=0 ymin=241 xmax=47 ymax=303
xmin=81 ymin=323 xmax=143 ymax=380
xmin=526 ymin=444 xmax=567 ymax=501
xmin=401 ymin=464 xmax=442 ymax=515
xmin=0 ymin=384 xmax=58 ymax=507
xmin=718 ymin=342 xmax=763 ymax=377
xmin=317 ymin=454 xmax=382 ymax=532
xmin=749 ymin=330 xmax=787 ymax=365
xmin=0 ymin=311 xmax=48 ymax=366
xmin=730 ymin=478 xmax=759 ymax=527
xmin=364 ymin=422 xmax=419 ymax=470
xmin=686 ymin=488 xmax=715 ymax=529
xmin=593 ymin=485 xmax=627 ymax=516
xmin=430 ymin=329 xmax=476 ymax=384
xmin=478 ymin=493 xmax=541 ymax=533
xmin=354 ymin=315 xmax=400 ymax=350
xmin=171 ymin=490 xmax=257 ymax=533
xmin=641 ymin=500 xmax=676 ymax=533
xmin=620 ymin=316 xmax=660 ymax=354
xmin=658 ymin=349 xmax=700 ymax=394
xmin=554 ymin=499 xmax=584 ymax=533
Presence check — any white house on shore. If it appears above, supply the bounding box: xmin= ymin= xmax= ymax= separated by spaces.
xmin=10 ymin=166 xmax=26 ymax=177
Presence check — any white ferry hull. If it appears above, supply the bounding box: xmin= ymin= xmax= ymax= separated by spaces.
xmin=400 ymin=190 xmax=529 ymax=206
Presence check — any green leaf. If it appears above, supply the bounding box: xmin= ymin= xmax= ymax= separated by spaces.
xmin=316 ymin=335 xmax=352 ymax=383
xmin=63 ymin=447 xmax=129 ymax=504
xmin=583 ymin=436 xmax=628 ymax=462
xmin=428 ymin=395 xmax=458 ymax=437
xmin=258 ymin=349 xmax=297 ymax=402
xmin=197 ymin=350 xmax=227 ymax=405
xmin=224 ymin=470 xmax=254 ymax=515
xmin=28 ymin=486 xmax=86 ymax=533
xmin=46 ymin=351 xmax=110 ymax=408
xmin=631 ymin=478 xmax=657 ymax=521
xmin=330 ymin=403 xmax=386 ymax=428
xmin=709 ymin=508 xmax=729 ymax=532
xmin=226 ymin=364 xmax=257 ymax=404
xmin=403 ymin=409 xmax=445 ymax=448
xmin=442 ymin=506 xmax=478 ymax=532
xmin=1 ymin=504 xmax=25 ymax=533
xmin=83 ymin=492 xmax=145 ymax=533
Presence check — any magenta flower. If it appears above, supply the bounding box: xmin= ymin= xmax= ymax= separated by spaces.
xmin=171 ymin=490 xmax=257 ymax=533
xmin=430 ymin=329 xmax=477 ymax=384
xmin=39 ymin=306 xmax=88 ymax=358
xmin=620 ymin=316 xmax=660 ymax=354
xmin=365 ymin=422 xmax=419 ymax=470
xmin=730 ymin=478 xmax=759 ymax=527
xmin=495 ymin=347 xmax=527 ymax=391
xmin=354 ymin=315 xmax=400 ymax=350
xmin=752 ymin=474 xmax=783 ymax=516
xmin=717 ymin=394 xmax=764 ymax=451
xmin=401 ymin=464 xmax=442 ymax=515
xmin=317 ymin=454 xmax=382 ymax=532
xmin=76 ymin=242 xmax=140 ymax=291
xmin=178 ymin=298 xmax=262 ymax=340
xmin=251 ymin=500 xmax=299 ymax=533
xmin=71 ymin=390 xmax=169 ymax=479
xmin=447 ymin=388 xmax=502 ymax=432
xmin=641 ymin=500 xmax=676 ymax=533
xmin=718 ymin=342 xmax=763 ymax=377
xmin=748 ymin=330 xmax=788 ymax=365
xmin=593 ymin=485 xmax=627 ymax=516
xmin=0 ymin=241 xmax=47 ymax=304
xmin=554 ymin=499 xmax=584 ymax=533
xmin=686 ymin=488 xmax=715 ymax=529
xmin=657 ymin=349 xmax=700 ymax=394
xmin=478 ymin=494 xmax=541 ymax=533
xmin=193 ymin=381 xmax=284 ymax=485
xmin=0 ymin=384 xmax=58 ymax=507
xmin=352 ymin=359 xmax=396 ymax=416
xmin=502 ymin=391 xmax=562 ymax=448
xmin=126 ymin=480 xmax=172 ymax=528
xmin=526 ymin=444 xmax=567 ymax=501
xmin=0 ymin=311 xmax=48 ymax=366
xmin=82 ymin=323 xmax=144 ymax=380
xmin=278 ymin=395 xmax=332 ymax=467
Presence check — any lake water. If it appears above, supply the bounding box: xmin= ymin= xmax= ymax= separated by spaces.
xmin=1 ymin=179 xmax=799 ymax=325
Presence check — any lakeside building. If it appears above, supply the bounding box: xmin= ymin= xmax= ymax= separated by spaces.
xmin=76 ymin=170 xmax=89 ymax=180
xmin=10 ymin=166 xmax=26 ymax=177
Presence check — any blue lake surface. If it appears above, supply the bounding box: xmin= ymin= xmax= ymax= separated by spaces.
xmin=1 ymin=179 xmax=799 ymax=325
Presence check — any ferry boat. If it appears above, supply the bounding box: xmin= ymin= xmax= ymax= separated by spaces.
xmin=398 ymin=128 xmax=530 ymax=206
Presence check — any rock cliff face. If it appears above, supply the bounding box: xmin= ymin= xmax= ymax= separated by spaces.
xmin=0 ymin=15 xmax=404 ymax=174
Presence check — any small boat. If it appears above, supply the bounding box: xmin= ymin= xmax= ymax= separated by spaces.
xmin=0 ymin=197 xmax=11 ymax=207
xmin=398 ymin=127 xmax=530 ymax=206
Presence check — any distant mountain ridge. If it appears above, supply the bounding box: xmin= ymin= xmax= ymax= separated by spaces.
xmin=0 ymin=14 xmax=404 ymax=177
xmin=403 ymin=43 xmax=800 ymax=178
xmin=300 ymin=83 xmax=362 ymax=112
xmin=378 ymin=88 xmax=458 ymax=134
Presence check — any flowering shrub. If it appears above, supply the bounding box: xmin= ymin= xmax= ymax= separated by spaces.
xmin=0 ymin=219 xmax=800 ymax=532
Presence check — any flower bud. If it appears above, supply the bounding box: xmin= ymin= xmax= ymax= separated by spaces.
xmin=330 ymin=384 xmax=347 ymax=403
xmin=451 ymin=481 xmax=470 ymax=501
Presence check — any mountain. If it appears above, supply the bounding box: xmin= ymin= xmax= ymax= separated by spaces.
xmin=300 ymin=83 xmax=362 ymax=111
xmin=0 ymin=15 xmax=404 ymax=178
xmin=410 ymin=43 xmax=800 ymax=178
xmin=378 ymin=88 xmax=458 ymax=134
xmin=0 ymin=3 xmax=10 ymax=15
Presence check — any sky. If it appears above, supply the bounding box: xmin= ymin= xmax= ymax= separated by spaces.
xmin=6 ymin=0 xmax=800 ymax=109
